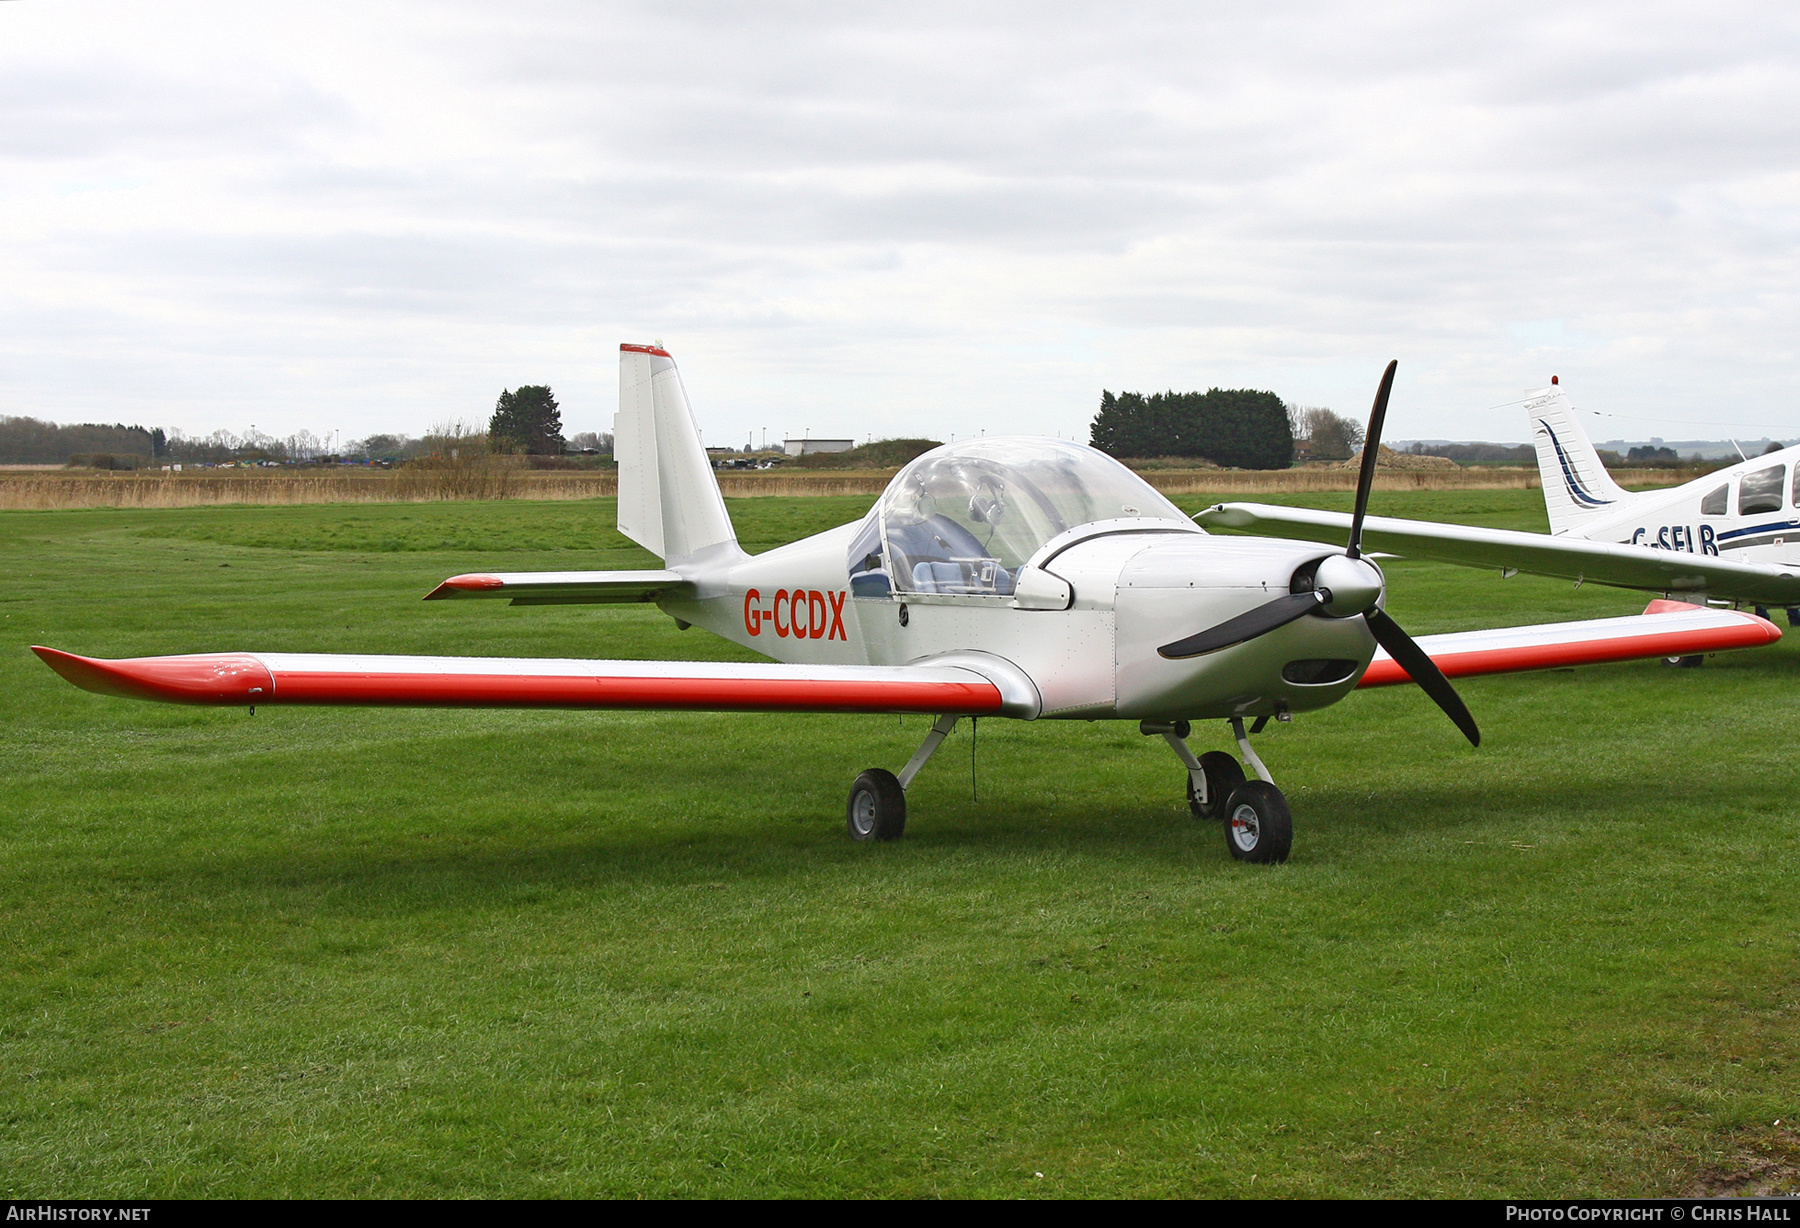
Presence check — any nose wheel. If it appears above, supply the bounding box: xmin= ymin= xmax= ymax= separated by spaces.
xmin=1146 ymin=716 xmax=1293 ymax=862
xmin=1222 ymin=781 xmax=1292 ymax=863
xmin=1189 ymin=751 xmax=1245 ymax=820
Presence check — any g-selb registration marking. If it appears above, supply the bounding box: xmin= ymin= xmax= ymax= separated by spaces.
xmin=1629 ymin=524 xmax=1719 ymax=556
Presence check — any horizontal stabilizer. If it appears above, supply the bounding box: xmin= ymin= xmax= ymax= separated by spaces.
xmin=1200 ymin=502 xmax=1800 ymax=605
xmin=424 ymin=570 xmax=691 ymax=605
xmin=1356 ymin=602 xmax=1779 ymax=688
xmin=33 ymin=647 xmax=1011 ymax=715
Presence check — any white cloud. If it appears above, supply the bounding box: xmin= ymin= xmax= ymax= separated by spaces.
xmin=1 ymin=0 xmax=1798 ymax=445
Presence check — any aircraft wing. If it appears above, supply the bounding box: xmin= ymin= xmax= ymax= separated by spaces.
xmin=31 ymin=649 xmax=1034 ymax=716
xmin=1357 ymin=601 xmax=1780 ymax=688
xmin=1198 ymin=503 xmax=1800 ymax=605
xmin=424 ymin=570 xmax=692 ymax=604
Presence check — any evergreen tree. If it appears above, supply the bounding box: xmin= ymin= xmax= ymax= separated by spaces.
xmin=489 ymin=386 xmax=565 ymax=455
xmin=1089 ymin=387 xmax=1292 ymax=469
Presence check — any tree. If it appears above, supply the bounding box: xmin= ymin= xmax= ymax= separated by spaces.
xmin=1090 ymin=391 xmax=1162 ymax=457
xmin=489 ymin=386 xmax=565 ymax=455
xmin=1090 ymin=388 xmax=1293 ymax=469
xmin=352 ymin=433 xmax=410 ymax=461
xmin=1298 ymin=407 xmax=1364 ymax=461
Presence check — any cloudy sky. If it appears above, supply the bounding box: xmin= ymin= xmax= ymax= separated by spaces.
xmin=3 ymin=1 xmax=1798 ymax=447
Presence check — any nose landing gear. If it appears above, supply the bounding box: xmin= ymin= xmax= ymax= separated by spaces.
xmin=1222 ymin=780 xmax=1292 ymax=863
xmin=1189 ymin=752 xmax=1245 ymax=820
xmin=1144 ymin=716 xmax=1293 ymax=863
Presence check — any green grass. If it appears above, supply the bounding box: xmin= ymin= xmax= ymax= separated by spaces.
xmin=2 ymin=493 xmax=1798 ymax=1197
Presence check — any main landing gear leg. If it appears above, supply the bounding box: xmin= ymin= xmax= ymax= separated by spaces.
xmin=847 ymin=715 xmax=959 ymax=842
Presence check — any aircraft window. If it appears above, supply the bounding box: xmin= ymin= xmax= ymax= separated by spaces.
xmin=866 ymin=438 xmax=1188 ymax=596
xmin=1700 ymin=484 xmax=1728 ymax=516
xmin=1738 ymin=464 xmax=1785 ymax=515
xmin=846 ymin=512 xmax=889 ymax=599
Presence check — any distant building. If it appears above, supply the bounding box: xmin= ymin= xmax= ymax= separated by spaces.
xmin=784 ymin=438 xmax=855 ymax=457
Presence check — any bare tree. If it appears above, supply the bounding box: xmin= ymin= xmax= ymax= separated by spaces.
xmin=1293 ymin=407 xmax=1364 ymax=461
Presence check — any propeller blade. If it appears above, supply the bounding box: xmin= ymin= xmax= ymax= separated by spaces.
xmin=1158 ymin=590 xmax=1326 ymax=660
xmin=1364 ymin=607 xmax=1480 ymax=747
xmin=1346 ymin=359 xmax=1398 ymax=561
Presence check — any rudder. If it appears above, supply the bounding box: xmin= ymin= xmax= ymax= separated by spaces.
xmin=615 ymin=344 xmax=741 ymax=564
xmin=1524 ymin=383 xmax=1632 ymax=535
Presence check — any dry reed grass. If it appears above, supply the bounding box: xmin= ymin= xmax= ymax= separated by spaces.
xmin=1 ymin=464 xmax=1694 ymax=510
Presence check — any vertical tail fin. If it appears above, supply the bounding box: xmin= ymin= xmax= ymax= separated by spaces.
xmin=615 ymin=344 xmax=741 ymax=565
xmin=1524 ymin=383 xmax=1632 ymax=535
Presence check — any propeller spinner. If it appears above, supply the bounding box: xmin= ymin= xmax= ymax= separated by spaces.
xmin=1157 ymin=360 xmax=1480 ymax=747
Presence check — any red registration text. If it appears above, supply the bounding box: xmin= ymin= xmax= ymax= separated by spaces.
xmin=744 ymin=588 xmax=848 ymax=640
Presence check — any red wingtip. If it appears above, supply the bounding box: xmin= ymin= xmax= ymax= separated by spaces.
xmin=1643 ymin=598 xmax=1782 ymax=642
xmin=32 ymin=646 xmax=274 ymax=704
xmin=425 ymin=574 xmax=505 ymax=600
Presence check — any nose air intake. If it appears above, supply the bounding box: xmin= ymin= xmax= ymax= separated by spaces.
xmin=1155 ymin=360 xmax=1480 ymax=746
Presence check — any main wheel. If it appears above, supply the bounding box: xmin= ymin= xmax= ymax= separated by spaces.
xmin=1663 ymin=655 xmax=1704 ymax=668
xmin=1223 ymin=781 xmax=1292 ymax=864
xmin=1188 ymin=751 xmax=1246 ymax=820
xmin=847 ymin=769 xmax=907 ymax=841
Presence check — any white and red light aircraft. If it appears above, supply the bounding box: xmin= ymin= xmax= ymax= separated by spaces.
xmin=1201 ymin=379 xmax=1800 ymax=623
xmin=33 ymin=349 xmax=1781 ymax=863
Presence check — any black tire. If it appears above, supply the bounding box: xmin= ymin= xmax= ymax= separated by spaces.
xmin=1189 ymin=751 xmax=1246 ymax=820
xmin=1663 ymin=655 xmax=1704 ymax=668
xmin=847 ymin=769 xmax=906 ymax=841
xmin=1223 ymin=781 xmax=1292 ymax=864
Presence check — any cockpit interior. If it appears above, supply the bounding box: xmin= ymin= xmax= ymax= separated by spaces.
xmin=847 ymin=438 xmax=1190 ymax=598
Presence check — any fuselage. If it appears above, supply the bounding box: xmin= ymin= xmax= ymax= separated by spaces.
xmin=661 ymin=438 xmax=1380 ymax=722
xmin=1563 ymin=446 xmax=1800 ymax=572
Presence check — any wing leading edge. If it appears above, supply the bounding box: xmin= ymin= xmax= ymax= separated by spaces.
xmin=30 ymin=648 xmax=1017 ymax=716
xmin=34 ymin=602 xmax=1778 ymax=717
xmin=1357 ymin=601 xmax=1780 ymax=688
xmin=1198 ymin=503 xmax=1800 ymax=605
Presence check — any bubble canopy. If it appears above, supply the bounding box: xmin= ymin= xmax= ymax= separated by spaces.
xmin=847 ymin=437 xmax=1191 ymax=598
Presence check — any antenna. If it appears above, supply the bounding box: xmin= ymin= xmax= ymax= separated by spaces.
xmin=1730 ymin=438 xmax=1748 ymax=462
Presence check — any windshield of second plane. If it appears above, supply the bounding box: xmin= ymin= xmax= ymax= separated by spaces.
xmin=860 ymin=438 xmax=1187 ymax=597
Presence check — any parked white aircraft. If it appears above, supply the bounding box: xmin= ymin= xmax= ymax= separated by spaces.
xmin=33 ymin=350 xmax=1781 ymax=863
xmin=1201 ymin=380 xmax=1800 ymax=618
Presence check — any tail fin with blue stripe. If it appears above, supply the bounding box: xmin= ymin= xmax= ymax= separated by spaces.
xmin=1524 ymin=383 xmax=1632 ymax=535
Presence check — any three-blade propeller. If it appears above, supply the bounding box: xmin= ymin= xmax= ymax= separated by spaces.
xmin=1157 ymin=359 xmax=1480 ymax=746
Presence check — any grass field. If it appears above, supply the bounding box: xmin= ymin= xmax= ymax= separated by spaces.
xmin=0 ymin=464 xmax=1695 ymax=510
xmin=3 ymin=490 xmax=1798 ymax=1197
